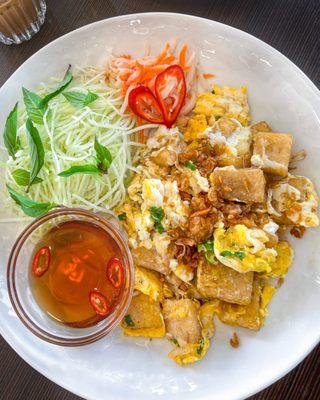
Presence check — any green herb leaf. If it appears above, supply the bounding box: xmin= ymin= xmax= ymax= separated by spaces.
xmin=124 ymin=314 xmax=135 ymax=327
xmin=170 ymin=338 xmax=180 ymax=347
xmin=204 ymin=251 xmax=216 ymax=264
xmin=198 ymin=239 xmax=214 ymax=253
xmin=118 ymin=213 xmax=127 ymax=221
xmin=12 ymin=169 xmax=43 ymax=186
xmin=185 ymin=160 xmax=196 ymax=171
xmin=154 ymin=221 xmax=165 ymax=234
xmin=3 ymin=102 xmax=20 ymax=159
xmin=150 ymin=206 xmax=164 ymax=223
xmin=196 ymin=338 xmax=205 ymax=355
xmin=7 ymin=185 xmax=57 ymax=217
xmin=220 ymin=250 xmax=246 ymax=260
xmin=22 ymin=88 xmax=46 ymax=125
xmin=211 ymin=89 xmax=215 ymax=94
xmin=150 ymin=206 xmax=165 ymax=233
xmin=63 ymin=90 xmax=98 ymax=108
xmin=40 ymin=65 xmax=73 ymax=106
xmin=58 ymin=164 xmax=100 ymax=177
xmin=94 ymin=137 xmax=112 ymax=173
xmin=26 ymin=119 xmax=44 ymax=191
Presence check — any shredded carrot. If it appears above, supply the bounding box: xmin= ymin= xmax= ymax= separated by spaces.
xmin=203 ymin=73 xmax=216 ymax=79
xmin=179 ymin=44 xmax=188 ymax=69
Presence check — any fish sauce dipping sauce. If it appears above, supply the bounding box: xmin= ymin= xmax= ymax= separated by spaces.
xmin=7 ymin=208 xmax=134 ymax=346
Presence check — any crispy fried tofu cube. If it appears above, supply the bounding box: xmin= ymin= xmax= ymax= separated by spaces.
xmin=132 ymin=247 xmax=169 ymax=275
xmin=197 ymin=260 xmax=254 ymax=305
xmin=163 ymin=299 xmax=201 ymax=346
xmin=121 ymin=293 xmax=165 ymax=337
xmin=251 ymin=132 xmax=293 ymax=177
xmin=250 ymin=121 xmax=272 ymax=134
xmin=211 ymin=167 xmax=266 ymax=203
xmin=217 ymin=154 xmax=251 ymax=169
xmin=218 ymin=278 xmax=262 ymax=330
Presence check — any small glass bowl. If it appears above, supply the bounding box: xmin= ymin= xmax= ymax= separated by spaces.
xmin=7 ymin=208 xmax=134 ymax=346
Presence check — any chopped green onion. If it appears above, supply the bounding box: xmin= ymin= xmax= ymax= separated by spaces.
xmin=124 ymin=314 xmax=134 ymax=327
xmin=118 ymin=213 xmax=127 ymax=221
xmin=220 ymin=250 xmax=245 ymax=260
xmin=185 ymin=160 xmax=196 ymax=171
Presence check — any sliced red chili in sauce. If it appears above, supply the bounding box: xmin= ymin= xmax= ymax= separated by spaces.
xmin=155 ymin=64 xmax=186 ymax=128
xmin=89 ymin=291 xmax=109 ymax=316
xmin=128 ymin=86 xmax=165 ymax=125
xmin=32 ymin=246 xmax=51 ymax=277
xmin=106 ymin=257 xmax=124 ymax=289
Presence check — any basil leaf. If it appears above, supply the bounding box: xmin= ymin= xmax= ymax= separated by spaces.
xmin=7 ymin=185 xmax=57 ymax=217
xmin=26 ymin=119 xmax=44 ymax=191
xmin=22 ymin=87 xmax=46 ymax=125
xmin=40 ymin=65 xmax=73 ymax=106
xmin=58 ymin=164 xmax=100 ymax=177
xmin=94 ymin=137 xmax=112 ymax=173
xmin=118 ymin=213 xmax=127 ymax=221
xmin=185 ymin=160 xmax=196 ymax=171
xmin=3 ymin=102 xmax=20 ymax=159
xmin=220 ymin=250 xmax=246 ymax=260
xmin=63 ymin=90 xmax=98 ymax=108
xmin=12 ymin=169 xmax=43 ymax=186
xmin=124 ymin=314 xmax=135 ymax=327
xmin=84 ymin=91 xmax=99 ymax=106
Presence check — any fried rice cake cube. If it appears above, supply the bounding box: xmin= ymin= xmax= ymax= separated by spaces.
xmin=250 ymin=121 xmax=272 ymax=134
xmin=211 ymin=167 xmax=266 ymax=203
xmin=251 ymin=132 xmax=293 ymax=177
xmin=197 ymin=260 xmax=254 ymax=305
xmin=121 ymin=293 xmax=165 ymax=337
xmin=217 ymin=277 xmax=263 ymax=330
xmin=162 ymin=299 xmax=201 ymax=346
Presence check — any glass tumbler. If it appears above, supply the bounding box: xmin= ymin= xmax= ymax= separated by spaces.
xmin=0 ymin=0 xmax=46 ymax=45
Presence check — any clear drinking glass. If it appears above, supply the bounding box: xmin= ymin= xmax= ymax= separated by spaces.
xmin=0 ymin=0 xmax=46 ymax=45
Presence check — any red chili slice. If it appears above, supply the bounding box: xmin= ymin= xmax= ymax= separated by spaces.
xmin=128 ymin=86 xmax=166 ymax=125
xmin=89 ymin=291 xmax=110 ymax=316
xmin=32 ymin=246 xmax=51 ymax=277
xmin=155 ymin=64 xmax=186 ymax=128
xmin=107 ymin=257 xmax=124 ymax=289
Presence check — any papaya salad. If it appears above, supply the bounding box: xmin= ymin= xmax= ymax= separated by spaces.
xmin=1 ymin=42 xmax=319 ymax=365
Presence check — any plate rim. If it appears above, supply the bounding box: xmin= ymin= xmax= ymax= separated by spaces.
xmin=1 ymin=11 xmax=319 ymax=400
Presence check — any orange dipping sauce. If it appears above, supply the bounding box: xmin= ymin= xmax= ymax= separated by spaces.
xmin=29 ymin=220 xmax=125 ymax=327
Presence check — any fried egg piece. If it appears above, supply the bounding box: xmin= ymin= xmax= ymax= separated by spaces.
xmin=142 ymin=178 xmax=164 ymax=208
xmin=214 ymin=224 xmax=278 ymax=273
xmin=134 ymin=266 xmax=163 ymax=302
xmin=194 ymin=85 xmax=250 ymax=126
xmin=267 ymin=175 xmax=319 ymax=227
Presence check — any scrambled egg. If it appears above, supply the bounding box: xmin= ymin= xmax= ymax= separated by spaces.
xmin=267 ymin=175 xmax=319 ymax=227
xmin=214 ymin=224 xmax=278 ymax=273
xmin=183 ymin=85 xmax=250 ymax=141
xmin=134 ymin=266 xmax=163 ymax=301
xmin=207 ymin=125 xmax=252 ymax=158
xmin=169 ymin=259 xmax=194 ymax=282
xmin=183 ymin=167 xmax=210 ymax=196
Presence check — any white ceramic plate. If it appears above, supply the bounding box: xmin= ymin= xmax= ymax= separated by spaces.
xmin=0 ymin=12 xmax=319 ymax=400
